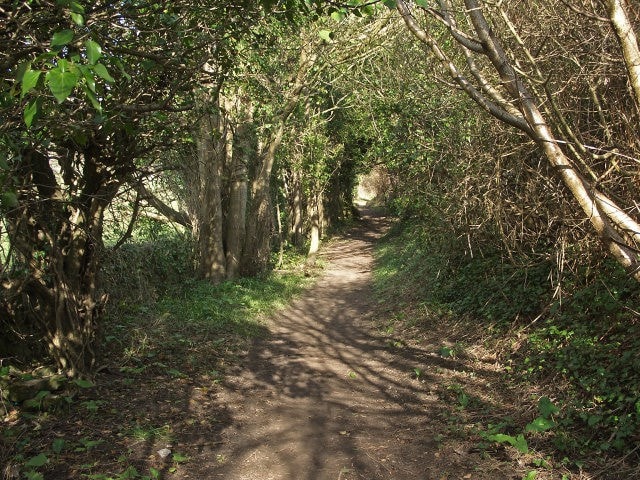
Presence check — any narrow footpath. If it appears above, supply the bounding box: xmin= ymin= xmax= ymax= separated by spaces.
xmin=186 ymin=210 xmax=516 ymax=479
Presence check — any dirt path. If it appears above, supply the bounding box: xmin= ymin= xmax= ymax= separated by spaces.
xmin=186 ymin=211 xmax=513 ymax=479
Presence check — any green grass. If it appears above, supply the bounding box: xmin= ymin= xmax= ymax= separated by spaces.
xmin=156 ymin=273 xmax=310 ymax=337
xmin=100 ymin=232 xmax=313 ymax=374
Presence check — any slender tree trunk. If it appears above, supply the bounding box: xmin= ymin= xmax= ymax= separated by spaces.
xmin=242 ymin=123 xmax=285 ymax=275
xmin=290 ymin=169 xmax=304 ymax=247
xmin=604 ymin=0 xmax=640 ymax=115
xmin=275 ymin=198 xmax=285 ymax=268
xmin=225 ymin=118 xmax=250 ymax=279
xmin=195 ymin=106 xmax=226 ymax=282
xmin=306 ymin=190 xmax=321 ymax=266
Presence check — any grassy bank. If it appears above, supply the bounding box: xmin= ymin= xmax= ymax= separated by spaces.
xmin=373 ymin=219 xmax=640 ymax=477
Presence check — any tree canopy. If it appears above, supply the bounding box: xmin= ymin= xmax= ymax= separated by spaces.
xmin=1 ymin=0 xmax=640 ymax=471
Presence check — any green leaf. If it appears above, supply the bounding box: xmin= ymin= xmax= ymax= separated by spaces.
xmin=172 ymin=453 xmax=189 ymax=463
xmin=21 ymin=68 xmax=41 ymax=98
xmin=525 ymin=416 xmax=555 ymax=433
xmin=52 ymin=438 xmax=66 ymax=454
xmin=382 ymin=0 xmax=396 ymax=7
xmin=487 ymin=433 xmax=529 ymax=453
xmin=318 ymin=30 xmax=333 ymax=42
xmin=523 ymin=471 xmax=537 ymax=480
xmin=1 ymin=192 xmax=18 ymax=209
xmin=73 ymin=378 xmax=94 ymax=388
xmin=415 ymin=0 xmax=429 ymax=7
xmin=71 ymin=12 xmax=84 ymax=26
xmin=86 ymin=40 xmax=102 ymax=65
xmin=34 ymin=390 xmax=50 ymax=400
xmin=93 ymin=63 xmax=115 ymax=83
xmin=25 ymin=453 xmax=48 ymax=467
xmin=513 ymin=434 xmax=529 ymax=454
xmin=81 ymin=66 xmax=96 ymax=92
xmin=487 ymin=433 xmax=513 ymax=444
xmin=69 ymin=1 xmax=85 ymax=13
xmin=24 ymin=472 xmax=43 ymax=480
xmin=524 ymin=417 xmax=556 ymax=433
xmin=46 ymin=61 xmax=80 ymax=103
xmin=51 ymin=29 xmax=75 ymax=47
xmin=538 ymin=396 xmax=559 ymax=418
xmin=330 ymin=10 xmax=346 ymax=21
xmin=24 ymin=98 xmax=40 ymax=127
xmin=121 ymin=466 xmax=139 ymax=478
xmin=438 ymin=346 xmax=453 ymax=357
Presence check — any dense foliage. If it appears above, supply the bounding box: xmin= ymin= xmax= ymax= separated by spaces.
xmin=2 ymin=0 xmax=640 ymax=475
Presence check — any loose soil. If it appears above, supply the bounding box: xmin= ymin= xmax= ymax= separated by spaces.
xmin=186 ymin=210 xmax=522 ymax=479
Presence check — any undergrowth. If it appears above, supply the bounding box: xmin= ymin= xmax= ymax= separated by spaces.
xmin=374 ymin=218 xmax=640 ymax=469
xmin=2 ymin=230 xmax=313 ymax=480
xmin=100 ymin=230 xmax=312 ymax=372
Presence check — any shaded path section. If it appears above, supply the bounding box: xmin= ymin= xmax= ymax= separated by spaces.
xmin=188 ymin=211 xmax=462 ymax=479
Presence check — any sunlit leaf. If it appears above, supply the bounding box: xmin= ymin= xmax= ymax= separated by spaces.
xmin=21 ymin=68 xmax=41 ymax=98
xmin=86 ymin=40 xmax=102 ymax=65
xmin=513 ymin=434 xmax=529 ymax=453
xmin=525 ymin=416 xmax=555 ymax=433
xmin=487 ymin=433 xmax=529 ymax=453
xmin=71 ymin=12 xmax=84 ymax=25
xmin=172 ymin=453 xmax=189 ymax=463
xmin=51 ymin=29 xmax=74 ymax=47
xmin=46 ymin=62 xmax=80 ymax=103
xmin=330 ymin=10 xmax=346 ymax=21
xmin=318 ymin=30 xmax=333 ymax=42
xmin=69 ymin=0 xmax=85 ymax=13
xmin=93 ymin=63 xmax=115 ymax=82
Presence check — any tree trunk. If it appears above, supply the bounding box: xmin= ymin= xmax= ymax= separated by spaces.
xmin=242 ymin=123 xmax=285 ymax=275
xmin=605 ymin=0 xmax=640 ymax=115
xmin=306 ymin=190 xmax=321 ymax=266
xmin=290 ymin=168 xmax=304 ymax=248
xmin=225 ymin=119 xmax=250 ymax=279
xmin=195 ymin=107 xmax=226 ymax=283
xmin=241 ymin=45 xmax=318 ymax=275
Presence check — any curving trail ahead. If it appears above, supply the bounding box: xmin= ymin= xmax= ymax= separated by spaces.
xmin=185 ymin=210 xmax=507 ymax=479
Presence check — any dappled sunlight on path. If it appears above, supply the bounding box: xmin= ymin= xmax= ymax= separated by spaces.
xmin=183 ymin=209 xmax=513 ymax=480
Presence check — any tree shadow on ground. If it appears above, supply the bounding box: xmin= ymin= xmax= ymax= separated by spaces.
xmin=181 ymin=210 xmax=519 ymax=480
